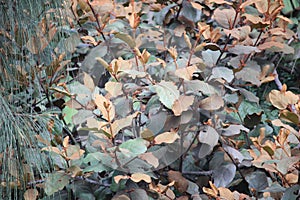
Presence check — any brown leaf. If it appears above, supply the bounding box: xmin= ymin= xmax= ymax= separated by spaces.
xmin=191 ymin=2 xmax=204 ymax=10
xmin=255 ymin=0 xmax=268 ymax=14
xmin=268 ymin=89 xmax=299 ymax=110
xmin=285 ymin=172 xmax=298 ymax=184
xmin=172 ymin=95 xmax=194 ymax=116
xmin=105 ymin=82 xmax=123 ymax=97
xmin=167 ymin=46 xmax=178 ymax=60
xmin=175 ymin=65 xmax=198 ymax=80
xmin=26 ymin=35 xmax=48 ymax=54
xmin=140 ymin=128 xmax=155 ymax=141
xmin=242 ymin=13 xmax=269 ymax=27
xmin=199 ymin=95 xmax=224 ymax=111
xmin=81 ymin=35 xmax=98 ymax=46
xmin=168 ymin=171 xmax=188 ymax=193
xmin=83 ymin=72 xmax=95 ymax=92
xmin=141 ymin=49 xmax=151 ymax=64
xmin=128 ymin=12 xmax=140 ymax=29
xmin=271 ymin=119 xmax=299 ymax=137
xmin=213 ymin=7 xmax=237 ymax=29
xmin=139 ymin=152 xmax=159 ymax=168
xmin=218 ymin=187 xmax=234 ymax=200
xmin=209 ymin=0 xmax=233 ymax=5
xmin=223 ymin=26 xmax=251 ymax=41
xmin=130 ymin=173 xmax=151 ymax=183
xmin=24 ymin=189 xmax=39 ymax=200
xmin=114 ymin=175 xmax=129 ymax=184
xmin=111 ymin=112 xmax=138 ymax=137
xmin=154 ymin=131 xmax=180 ymax=145
xmin=94 ymin=94 xmax=115 ymax=121
xmin=258 ymin=41 xmax=284 ymax=50
xmin=203 ymin=181 xmax=219 ymax=198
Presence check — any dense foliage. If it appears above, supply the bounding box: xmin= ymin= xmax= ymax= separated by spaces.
xmin=1 ymin=0 xmax=300 ymax=199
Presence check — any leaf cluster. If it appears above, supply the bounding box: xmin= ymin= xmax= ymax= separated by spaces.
xmin=1 ymin=0 xmax=300 ymax=199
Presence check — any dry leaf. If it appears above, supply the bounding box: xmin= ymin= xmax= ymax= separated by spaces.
xmin=114 ymin=175 xmax=129 ymax=184
xmin=172 ymin=95 xmax=194 ymax=116
xmin=94 ymin=94 xmax=115 ymax=121
xmin=139 ymin=152 xmax=159 ymax=168
xmin=128 ymin=12 xmax=140 ymax=29
xmin=130 ymin=173 xmax=151 ymax=183
xmin=24 ymin=189 xmax=39 ymax=200
xmin=154 ymin=131 xmax=180 ymax=145
xmin=168 ymin=47 xmax=178 ymax=60
xmin=175 ymin=65 xmax=198 ymax=80
xmin=184 ymin=31 xmax=192 ymax=49
xmin=83 ymin=72 xmax=95 ymax=92
xmin=63 ymin=136 xmax=69 ymax=148
xmin=269 ymin=88 xmax=299 ymax=110
xmin=105 ymin=82 xmax=123 ymax=97
xmin=199 ymin=95 xmax=224 ymax=111
xmin=111 ymin=112 xmax=139 ymax=137
xmin=219 ymin=187 xmax=234 ymax=200
xmin=213 ymin=7 xmax=237 ymax=29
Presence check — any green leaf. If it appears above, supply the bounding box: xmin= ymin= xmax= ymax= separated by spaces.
xmin=185 ymin=80 xmax=220 ymax=96
xmin=62 ymin=106 xmax=78 ymax=125
xmin=45 ymin=172 xmax=70 ymax=196
xmin=152 ymin=81 xmax=180 ymax=109
xmin=119 ymin=138 xmax=148 ymax=156
xmin=229 ymin=100 xmax=263 ymax=123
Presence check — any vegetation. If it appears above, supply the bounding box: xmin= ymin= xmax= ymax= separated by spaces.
xmin=0 ymin=0 xmax=300 ymax=199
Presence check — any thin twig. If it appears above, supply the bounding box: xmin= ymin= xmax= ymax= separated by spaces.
xmin=182 ymin=170 xmax=213 ymax=176
xmin=219 ymin=139 xmax=247 ymax=183
xmin=179 ymin=130 xmax=201 ymax=172
xmin=86 ymin=0 xmax=106 ymax=42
